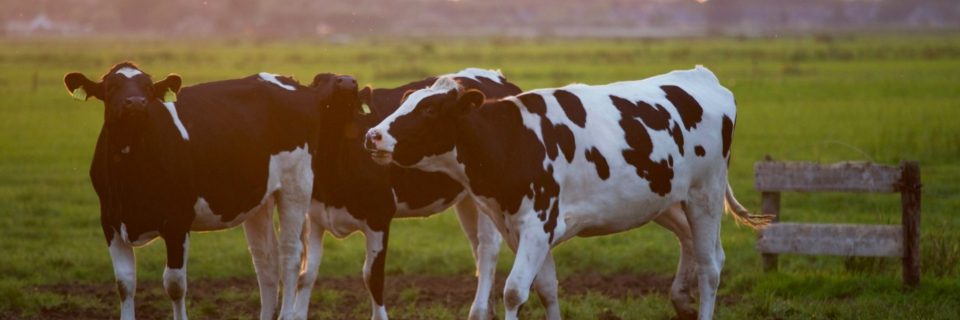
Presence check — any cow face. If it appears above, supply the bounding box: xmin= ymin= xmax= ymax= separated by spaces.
xmin=64 ymin=62 xmax=181 ymax=151
xmin=311 ymin=73 xmax=360 ymax=124
xmin=364 ymin=78 xmax=485 ymax=167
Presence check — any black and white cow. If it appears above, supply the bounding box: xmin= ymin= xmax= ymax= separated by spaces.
xmin=291 ymin=68 xmax=523 ymax=320
xmin=364 ymin=66 xmax=770 ymax=320
xmin=64 ymin=62 xmax=358 ymax=320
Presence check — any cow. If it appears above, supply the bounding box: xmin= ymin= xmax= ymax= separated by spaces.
xmin=63 ymin=62 xmax=358 ymax=320
xmin=291 ymin=68 xmax=523 ymax=320
xmin=364 ymin=66 xmax=771 ymax=320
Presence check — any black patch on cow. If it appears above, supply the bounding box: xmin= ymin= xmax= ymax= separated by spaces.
xmin=721 ymin=115 xmax=733 ymax=158
xmin=671 ymin=122 xmax=685 ymax=156
xmin=695 ymin=145 xmax=705 ymax=157
xmin=391 ymin=167 xmax=464 ymax=210
xmin=368 ymin=233 xmax=388 ymax=306
xmin=553 ymin=90 xmax=586 ymax=128
xmin=611 ymin=95 xmax=674 ymax=196
xmin=661 ymin=85 xmax=703 ymax=131
xmin=556 ymin=124 xmax=576 ymax=163
xmin=584 ymin=147 xmax=610 ymax=180
xmin=518 ymin=93 xmax=547 ymax=115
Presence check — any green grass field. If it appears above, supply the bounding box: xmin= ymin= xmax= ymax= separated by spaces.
xmin=1 ymin=34 xmax=959 ymax=319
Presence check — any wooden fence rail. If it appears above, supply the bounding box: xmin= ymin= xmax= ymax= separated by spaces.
xmin=754 ymin=159 xmax=922 ymax=288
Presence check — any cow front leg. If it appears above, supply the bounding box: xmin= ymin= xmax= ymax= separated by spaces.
xmin=107 ymin=231 xmax=137 ymax=320
xmin=653 ymin=205 xmax=698 ymax=320
xmin=454 ymin=197 xmax=502 ymax=320
xmin=293 ymin=214 xmax=326 ymax=318
xmin=243 ymin=198 xmax=280 ymax=320
xmin=363 ymin=227 xmax=390 ymax=320
xmin=503 ymin=227 xmax=551 ymax=320
xmin=276 ymin=193 xmax=309 ymax=320
xmin=163 ymin=232 xmax=190 ymax=320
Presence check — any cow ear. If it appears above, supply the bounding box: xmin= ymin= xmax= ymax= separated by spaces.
xmin=358 ymin=86 xmax=374 ymax=115
xmin=154 ymin=74 xmax=182 ymax=102
xmin=454 ymin=89 xmax=485 ymax=116
xmin=64 ymin=72 xmax=103 ymax=101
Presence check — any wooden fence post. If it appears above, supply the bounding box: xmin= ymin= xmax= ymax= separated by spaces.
xmin=761 ymin=191 xmax=781 ymax=272
xmin=900 ymin=161 xmax=921 ymax=288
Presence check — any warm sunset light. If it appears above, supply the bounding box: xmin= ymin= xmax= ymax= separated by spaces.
xmin=2 ymin=1 xmax=957 ymax=319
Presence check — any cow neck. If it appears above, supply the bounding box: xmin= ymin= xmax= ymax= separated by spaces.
xmin=454 ymin=100 xmax=544 ymax=213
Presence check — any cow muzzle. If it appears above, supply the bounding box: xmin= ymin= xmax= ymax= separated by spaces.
xmin=364 ymin=129 xmax=393 ymax=165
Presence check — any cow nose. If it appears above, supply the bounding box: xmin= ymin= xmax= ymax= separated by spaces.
xmin=364 ymin=130 xmax=382 ymax=150
xmin=335 ymin=75 xmax=357 ymax=91
xmin=124 ymin=97 xmax=147 ymax=108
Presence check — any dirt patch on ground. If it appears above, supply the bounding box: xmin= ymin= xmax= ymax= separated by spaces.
xmin=22 ymin=272 xmax=678 ymax=319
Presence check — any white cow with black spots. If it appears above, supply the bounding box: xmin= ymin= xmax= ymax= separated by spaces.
xmin=364 ymin=66 xmax=770 ymax=319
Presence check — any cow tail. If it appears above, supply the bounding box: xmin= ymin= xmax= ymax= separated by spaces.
xmin=724 ymin=181 xmax=773 ymax=229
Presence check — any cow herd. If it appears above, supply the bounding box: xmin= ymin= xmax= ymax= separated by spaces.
xmin=64 ymin=62 xmax=770 ymax=320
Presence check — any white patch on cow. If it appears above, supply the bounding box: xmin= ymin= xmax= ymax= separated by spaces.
xmin=258 ymin=72 xmax=296 ymax=91
xmin=115 ymin=67 xmax=143 ymax=78
xmin=108 ymin=231 xmax=137 ymax=320
xmin=192 ymin=144 xmax=311 ymax=231
xmin=162 ymin=102 xmax=190 ymax=141
xmin=118 ymin=223 xmax=159 ymax=246
xmin=450 ymin=68 xmax=504 ymax=84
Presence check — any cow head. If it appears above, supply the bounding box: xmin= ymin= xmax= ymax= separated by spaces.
xmin=311 ymin=73 xmax=359 ymax=115
xmin=64 ymin=62 xmax=181 ymax=151
xmin=364 ymin=77 xmax=484 ymax=167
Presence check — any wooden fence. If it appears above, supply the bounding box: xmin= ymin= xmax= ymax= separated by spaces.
xmin=754 ymin=158 xmax=922 ymax=288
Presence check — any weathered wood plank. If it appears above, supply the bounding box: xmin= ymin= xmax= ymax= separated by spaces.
xmin=754 ymin=161 xmax=902 ymax=193
xmin=761 ymin=192 xmax=781 ymax=272
xmin=900 ymin=161 xmax=921 ymax=288
xmin=757 ymin=223 xmax=903 ymax=257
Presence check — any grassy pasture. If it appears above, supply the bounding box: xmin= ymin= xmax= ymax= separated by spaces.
xmin=0 ymin=34 xmax=959 ymax=319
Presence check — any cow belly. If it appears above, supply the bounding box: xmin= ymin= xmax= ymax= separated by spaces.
xmin=192 ymin=197 xmax=266 ymax=231
xmin=310 ymin=200 xmax=366 ymax=238
xmin=395 ymin=191 xmax=465 ymax=218
xmin=191 ymin=145 xmax=311 ymax=231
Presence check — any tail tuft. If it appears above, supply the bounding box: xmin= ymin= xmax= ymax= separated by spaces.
xmin=724 ymin=182 xmax=774 ymax=229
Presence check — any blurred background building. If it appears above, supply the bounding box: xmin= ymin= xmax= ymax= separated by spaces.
xmin=2 ymin=0 xmax=957 ymax=39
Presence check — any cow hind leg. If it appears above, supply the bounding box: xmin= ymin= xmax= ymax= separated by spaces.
xmin=363 ymin=227 xmax=390 ymax=320
xmin=682 ymin=182 xmax=726 ymax=320
xmin=454 ymin=197 xmax=502 ymax=320
xmin=532 ymin=253 xmax=561 ymax=320
xmin=243 ymin=198 xmax=281 ymax=320
xmin=653 ymin=204 xmax=698 ymax=320
xmin=293 ymin=215 xmax=326 ymax=319
xmin=108 ymin=231 xmax=137 ymax=320
xmin=163 ymin=232 xmax=190 ymax=320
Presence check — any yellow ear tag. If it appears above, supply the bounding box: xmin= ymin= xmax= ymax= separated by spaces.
xmin=360 ymin=103 xmax=372 ymax=115
xmin=164 ymin=88 xmax=177 ymax=103
xmin=71 ymin=87 xmax=87 ymax=101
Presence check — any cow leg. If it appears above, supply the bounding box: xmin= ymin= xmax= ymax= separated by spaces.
xmin=653 ymin=205 xmax=698 ymax=320
xmin=454 ymin=197 xmax=502 ymax=320
xmin=503 ymin=227 xmax=551 ymax=320
xmin=276 ymin=194 xmax=310 ymax=320
xmin=108 ymin=231 xmax=137 ymax=320
xmin=363 ymin=227 xmax=390 ymax=320
xmin=532 ymin=253 xmax=560 ymax=320
xmin=163 ymin=232 xmax=190 ymax=320
xmin=293 ymin=215 xmax=326 ymax=318
xmin=243 ymin=198 xmax=280 ymax=320
xmin=683 ymin=184 xmax=725 ymax=320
